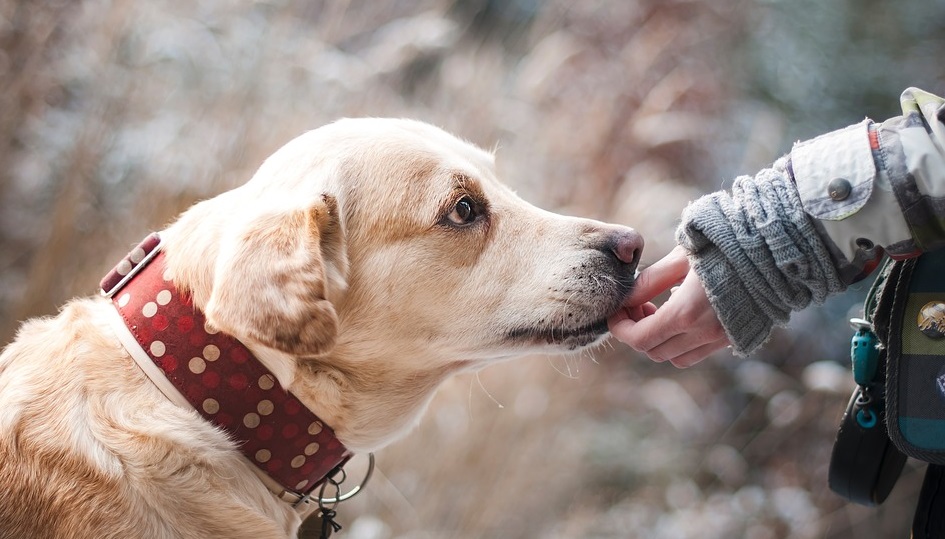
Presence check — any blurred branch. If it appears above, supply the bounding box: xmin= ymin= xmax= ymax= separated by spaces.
xmin=2 ymin=0 xmax=133 ymax=336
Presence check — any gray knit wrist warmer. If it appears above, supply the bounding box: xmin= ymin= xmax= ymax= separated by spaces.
xmin=676 ymin=159 xmax=847 ymax=356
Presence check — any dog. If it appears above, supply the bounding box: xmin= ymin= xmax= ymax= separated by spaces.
xmin=0 ymin=118 xmax=642 ymax=538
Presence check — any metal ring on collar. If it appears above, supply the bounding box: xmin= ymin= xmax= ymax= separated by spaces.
xmin=318 ymin=453 xmax=375 ymax=505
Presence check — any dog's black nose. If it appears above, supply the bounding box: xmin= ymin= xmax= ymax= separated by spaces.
xmin=610 ymin=228 xmax=644 ymax=272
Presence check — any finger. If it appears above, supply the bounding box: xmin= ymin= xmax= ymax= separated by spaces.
xmin=643 ymin=331 xmax=728 ymax=367
xmin=607 ymin=301 xmax=656 ymax=334
xmin=641 ymin=319 xmax=720 ymax=361
xmin=641 ymin=302 xmax=657 ymax=317
xmin=607 ymin=314 xmax=637 ymax=342
xmin=609 ymin=306 xmax=630 ymax=326
xmin=609 ymin=303 xmax=685 ymax=353
xmin=669 ymin=341 xmax=731 ymax=369
xmin=626 ymin=245 xmax=691 ymax=306
xmin=627 ymin=302 xmax=657 ymax=322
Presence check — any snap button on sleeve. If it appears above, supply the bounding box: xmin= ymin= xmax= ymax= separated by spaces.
xmin=792 ymin=119 xmax=874 ymax=220
xmin=828 ymin=178 xmax=853 ymax=201
xmin=854 ymin=237 xmax=875 ymax=250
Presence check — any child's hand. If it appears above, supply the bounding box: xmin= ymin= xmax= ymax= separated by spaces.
xmin=608 ymin=246 xmax=730 ymax=368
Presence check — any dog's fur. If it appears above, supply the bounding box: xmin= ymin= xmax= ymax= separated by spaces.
xmin=0 ymin=119 xmax=641 ymax=538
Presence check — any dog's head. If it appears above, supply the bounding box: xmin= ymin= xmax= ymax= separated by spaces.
xmin=162 ymin=118 xmax=642 ymax=448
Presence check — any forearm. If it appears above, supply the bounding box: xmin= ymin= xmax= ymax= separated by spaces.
xmin=677 ymin=161 xmax=846 ymax=355
xmin=679 ymin=88 xmax=945 ymax=356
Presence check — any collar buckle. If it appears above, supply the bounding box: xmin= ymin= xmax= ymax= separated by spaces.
xmin=100 ymin=233 xmax=164 ymax=298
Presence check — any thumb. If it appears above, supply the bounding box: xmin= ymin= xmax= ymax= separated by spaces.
xmin=626 ymin=245 xmax=691 ymax=306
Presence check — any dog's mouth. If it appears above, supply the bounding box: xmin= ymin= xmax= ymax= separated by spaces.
xmin=503 ymin=268 xmax=636 ymax=351
xmin=506 ymin=317 xmax=610 ymax=350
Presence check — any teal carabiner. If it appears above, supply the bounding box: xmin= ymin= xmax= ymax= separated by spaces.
xmin=850 ymin=319 xmax=880 ymax=386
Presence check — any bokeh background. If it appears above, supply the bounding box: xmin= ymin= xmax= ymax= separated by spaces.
xmin=2 ymin=1 xmax=944 ymax=537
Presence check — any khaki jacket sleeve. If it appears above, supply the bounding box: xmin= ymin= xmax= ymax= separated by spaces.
xmin=790 ymin=88 xmax=945 ymax=281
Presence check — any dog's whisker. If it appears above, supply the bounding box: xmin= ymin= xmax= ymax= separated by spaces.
xmin=546 ymin=354 xmax=580 ymax=380
xmin=578 ymin=341 xmax=592 ymax=365
xmin=474 ymin=370 xmax=504 ymax=409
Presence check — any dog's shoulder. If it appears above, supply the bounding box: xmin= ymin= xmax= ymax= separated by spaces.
xmin=0 ymin=299 xmax=137 ymax=537
xmin=0 ymin=299 xmax=295 ymax=538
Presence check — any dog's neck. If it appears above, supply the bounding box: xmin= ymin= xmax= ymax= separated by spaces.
xmin=160 ymin=217 xmax=472 ymax=454
xmin=241 ymin=336 xmax=469 ymax=453
xmin=293 ymin=350 xmax=471 ymax=452
xmin=102 ymin=238 xmax=353 ymax=501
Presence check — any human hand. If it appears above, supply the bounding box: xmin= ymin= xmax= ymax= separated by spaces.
xmin=608 ymin=245 xmax=731 ymax=368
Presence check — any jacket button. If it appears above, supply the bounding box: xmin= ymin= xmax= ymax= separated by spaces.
xmin=828 ymin=178 xmax=852 ymax=201
xmin=918 ymin=301 xmax=945 ymax=338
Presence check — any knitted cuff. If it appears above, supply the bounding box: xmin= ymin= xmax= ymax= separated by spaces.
xmin=676 ymin=162 xmax=847 ymax=356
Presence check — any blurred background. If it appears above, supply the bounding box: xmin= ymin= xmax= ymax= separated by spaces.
xmin=2 ymin=0 xmax=944 ymax=537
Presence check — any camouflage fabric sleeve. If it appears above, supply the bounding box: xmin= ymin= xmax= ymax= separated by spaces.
xmin=791 ymin=87 xmax=945 ymax=282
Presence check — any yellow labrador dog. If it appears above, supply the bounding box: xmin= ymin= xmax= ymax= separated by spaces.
xmin=0 ymin=119 xmax=642 ymax=539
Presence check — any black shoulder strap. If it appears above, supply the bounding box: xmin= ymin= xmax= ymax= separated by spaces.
xmin=913 ymin=464 xmax=945 ymax=539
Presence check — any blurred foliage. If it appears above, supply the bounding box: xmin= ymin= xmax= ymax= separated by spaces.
xmin=738 ymin=0 xmax=945 ymax=142
xmin=1 ymin=0 xmax=943 ymax=538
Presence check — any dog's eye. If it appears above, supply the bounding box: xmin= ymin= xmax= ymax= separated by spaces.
xmin=445 ymin=196 xmax=481 ymax=226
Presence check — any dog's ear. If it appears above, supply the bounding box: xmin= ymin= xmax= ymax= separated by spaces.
xmin=204 ymin=195 xmax=347 ymax=357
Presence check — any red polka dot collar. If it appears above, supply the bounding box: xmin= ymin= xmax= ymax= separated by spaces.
xmin=101 ymin=233 xmax=351 ymax=506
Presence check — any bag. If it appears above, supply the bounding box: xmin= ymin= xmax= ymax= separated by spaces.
xmin=879 ymin=249 xmax=945 ymax=464
xmin=830 ymin=250 xmax=945 ymax=539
